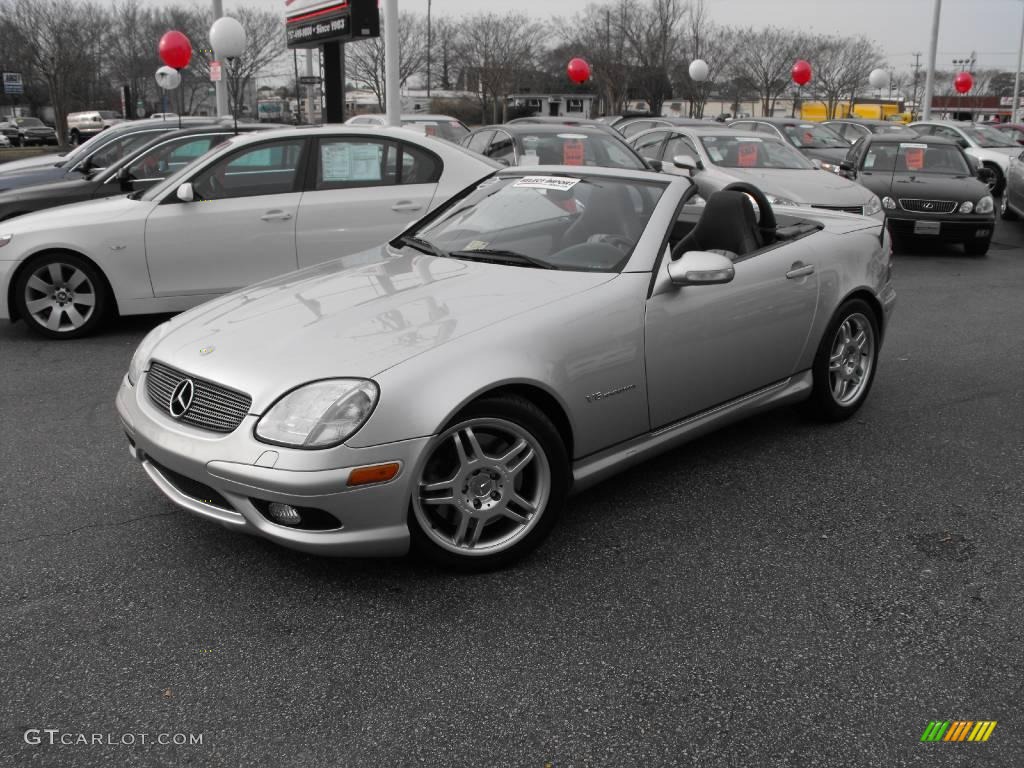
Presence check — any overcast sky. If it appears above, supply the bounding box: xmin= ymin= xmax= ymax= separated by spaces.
xmin=223 ymin=0 xmax=1022 ymax=72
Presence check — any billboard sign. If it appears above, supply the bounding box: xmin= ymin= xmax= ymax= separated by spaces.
xmin=286 ymin=0 xmax=380 ymax=49
xmin=3 ymin=72 xmax=24 ymax=95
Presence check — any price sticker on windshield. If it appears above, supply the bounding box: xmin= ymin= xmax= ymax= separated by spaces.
xmin=513 ymin=176 xmax=581 ymax=191
xmin=738 ymin=141 xmax=759 ymax=167
xmin=903 ymin=146 xmax=926 ymax=170
xmin=562 ymin=140 xmax=586 ymax=166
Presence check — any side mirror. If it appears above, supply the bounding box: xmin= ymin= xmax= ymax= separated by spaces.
xmin=668 ymin=250 xmax=735 ymax=286
xmin=116 ymin=166 xmax=133 ymax=191
xmin=176 ymin=182 xmax=195 ymax=202
xmin=958 ymin=138 xmax=969 ymax=149
xmin=839 ymin=160 xmax=856 ymax=178
xmin=810 ymin=158 xmax=823 ymax=170
xmin=646 ymin=158 xmax=664 ymax=172
xmin=673 ymin=154 xmax=700 ymax=172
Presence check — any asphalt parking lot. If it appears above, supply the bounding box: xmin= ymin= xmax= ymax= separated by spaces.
xmin=2 ymin=218 xmax=1022 ymax=768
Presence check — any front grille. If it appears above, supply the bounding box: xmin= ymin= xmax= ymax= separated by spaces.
xmin=146 ymin=361 xmax=252 ymax=434
xmin=812 ymin=204 xmax=864 ymax=215
xmin=898 ymin=198 xmax=958 ymax=214
xmin=148 ymin=459 xmax=233 ymax=510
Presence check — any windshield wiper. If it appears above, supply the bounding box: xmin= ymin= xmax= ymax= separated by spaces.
xmin=448 ymin=248 xmax=557 ymax=269
xmin=392 ymin=234 xmax=449 ymax=259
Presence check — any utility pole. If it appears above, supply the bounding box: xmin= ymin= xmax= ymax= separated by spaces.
xmin=922 ymin=0 xmax=941 ymax=120
xmin=1014 ymin=1 xmax=1024 ymax=124
xmin=426 ymin=0 xmax=432 ymax=99
xmin=384 ymin=0 xmax=400 ymax=124
xmin=911 ymin=52 xmax=922 ymax=119
xmin=211 ymin=0 xmax=229 ymax=117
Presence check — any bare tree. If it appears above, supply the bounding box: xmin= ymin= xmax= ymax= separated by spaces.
xmin=673 ymin=0 xmax=735 ymax=118
xmin=808 ymin=36 xmax=882 ymax=119
xmin=558 ymin=1 xmax=632 ymax=116
xmin=621 ymin=0 xmax=682 ymax=116
xmin=728 ymin=26 xmax=803 ymax=117
xmin=454 ymin=13 xmax=547 ymax=123
xmin=348 ymin=12 xmax=427 ymax=111
xmin=217 ymin=7 xmax=288 ymax=118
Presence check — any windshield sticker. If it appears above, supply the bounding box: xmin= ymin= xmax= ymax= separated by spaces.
xmin=735 ymin=137 xmax=763 ymax=142
xmin=556 ymin=133 xmax=589 ymax=140
xmin=900 ymin=143 xmax=929 ymax=150
xmin=562 ymin=141 xmax=586 ymax=166
xmin=904 ymin=147 xmax=925 ymax=170
xmin=463 ymin=240 xmax=490 ymax=251
xmin=738 ymin=142 xmax=759 ymax=167
xmin=513 ymin=176 xmax=582 ymax=191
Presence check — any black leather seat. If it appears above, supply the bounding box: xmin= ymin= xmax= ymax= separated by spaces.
xmin=672 ymin=190 xmax=763 ymax=260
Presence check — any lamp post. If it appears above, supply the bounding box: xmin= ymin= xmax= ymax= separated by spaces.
xmin=922 ymin=0 xmax=941 ymax=120
xmin=211 ymin=0 xmax=229 ymax=117
xmin=210 ymin=16 xmax=246 ymax=132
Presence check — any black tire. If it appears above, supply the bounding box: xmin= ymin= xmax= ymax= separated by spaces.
xmin=801 ymin=298 xmax=880 ymax=422
xmin=983 ymin=163 xmax=1005 ymax=197
xmin=1000 ymin=193 xmax=1018 ymax=220
xmin=964 ymin=238 xmax=990 ymax=256
xmin=409 ymin=395 xmax=569 ymax=571
xmin=13 ymin=252 xmax=111 ymax=339
xmin=69 ymin=130 xmax=80 ymax=146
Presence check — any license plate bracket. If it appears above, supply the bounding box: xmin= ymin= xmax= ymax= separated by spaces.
xmin=914 ymin=220 xmax=941 ymax=235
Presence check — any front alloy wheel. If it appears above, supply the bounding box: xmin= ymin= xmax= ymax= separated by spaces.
xmin=14 ymin=253 xmax=109 ymax=339
xmin=410 ymin=397 xmax=567 ymax=569
xmin=802 ymin=299 xmax=880 ymax=421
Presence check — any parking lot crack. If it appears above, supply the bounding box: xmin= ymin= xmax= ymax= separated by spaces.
xmin=0 ymin=511 xmax=175 ymax=546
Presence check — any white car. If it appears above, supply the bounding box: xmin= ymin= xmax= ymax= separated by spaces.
xmin=0 ymin=126 xmax=499 ymax=338
xmin=909 ymin=120 xmax=1018 ymax=195
xmin=344 ymin=114 xmax=470 ymax=143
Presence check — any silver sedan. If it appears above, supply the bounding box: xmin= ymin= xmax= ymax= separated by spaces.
xmin=117 ymin=168 xmax=896 ymax=569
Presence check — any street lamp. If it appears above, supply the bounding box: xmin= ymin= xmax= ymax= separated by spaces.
xmin=210 ymin=16 xmax=246 ymax=132
xmin=1014 ymin=3 xmax=1024 ymax=124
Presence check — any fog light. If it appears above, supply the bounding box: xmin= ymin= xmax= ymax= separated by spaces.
xmin=267 ymin=502 xmax=302 ymax=526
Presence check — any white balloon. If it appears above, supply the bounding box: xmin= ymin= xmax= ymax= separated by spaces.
xmin=210 ymin=16 xmax=247 ymax=60
xmin=689 ymin=59 xmax=709 ymax=83
xmin=155 ymin=65 xmax=181 ymax=90
xmin=868 ymin=68 xmax=889 ymax=90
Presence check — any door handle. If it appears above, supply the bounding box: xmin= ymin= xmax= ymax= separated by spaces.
xmin=260 ymin=210 xmax=292 ymax=221
xmin=786 ymin=263 xmax=815 ymax=279
xmin=391 ymin=201 xmax=423 ymax=213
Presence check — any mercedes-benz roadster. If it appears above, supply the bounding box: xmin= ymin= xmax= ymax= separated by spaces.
xmin=117 ymin=168 xmax=896 ymax=569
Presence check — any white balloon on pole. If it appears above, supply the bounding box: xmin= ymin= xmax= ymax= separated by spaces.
xmin=868 ymin=68 xmax=889 ymax=90
xmin=689 ymin=59 xmax=710 ymax=83
xmin=155 ymin=65 xmax=181 ymax=90
xmin=210 ymin=16 xmax=247 ymax=60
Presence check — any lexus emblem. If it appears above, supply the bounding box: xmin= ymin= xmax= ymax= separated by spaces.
xmin=923 ymin=202 xmax=934 ymax=210
xmin=169 ymin=379 xmax=195 ymax=419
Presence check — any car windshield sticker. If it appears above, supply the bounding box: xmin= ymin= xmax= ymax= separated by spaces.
xmin=562 ymin=140 xmax=586 ymax=165
xmin=463 ymin=240 xmax=490 ymax=251
xmin=864 ymin=153 xmax=876 ymax=169
xmin=735 ymin=137 xmax=763 ymax=142
xmin=904 ymin=147 xmax=925 ymax=170
xmin=900 ymin=143 xmax=929 ymax=150
xmin=738 ymin=142 xmax=759 ymax=167
xmin=513 ymin=176 xmax=582 ymax=191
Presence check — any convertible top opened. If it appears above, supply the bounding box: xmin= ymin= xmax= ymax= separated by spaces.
xmin=117 ymin=166 xmax=895 ymax=569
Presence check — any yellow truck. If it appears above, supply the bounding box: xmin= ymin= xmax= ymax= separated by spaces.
xmin=799 ymin=101 xmax=904 ymax=121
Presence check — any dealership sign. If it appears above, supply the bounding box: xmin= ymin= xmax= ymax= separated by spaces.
xmin=3 ymin=72 xmax=23 ymax=95
xmin=285 ymin=0 xmax=380 ymax=49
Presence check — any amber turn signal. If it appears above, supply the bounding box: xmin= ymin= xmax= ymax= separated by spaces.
xmin=347 ymin=462 xmax=400 ymax=487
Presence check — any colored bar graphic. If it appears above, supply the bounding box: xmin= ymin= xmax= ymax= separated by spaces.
xmin=921 ymin=720 xmax=996 ymax=743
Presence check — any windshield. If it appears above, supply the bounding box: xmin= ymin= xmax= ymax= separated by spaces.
xmin=861 ymin=142 xmax=971 ymax=175
xmin=700 ymin=135 xmax=815 ymax=169
xmin=783 ymin=123 xmax=847 ymax=149
xmin=401 ymin=119 xmax=469 ymax=142
xmin=404 ymin=174 xmax=668 ymax=272
xmin=141 ymin=138 xmax=240 ymax=201
xmin=16 ymin=118 xmax=45 ymax=127
xmin=963 ymin=125 xmax=1017 ymax=148
xmin=517 ymin=132 xmax=645 ymax=169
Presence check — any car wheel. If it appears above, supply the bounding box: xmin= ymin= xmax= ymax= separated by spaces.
xmin=1000 ymin=193 xmax=1018 ymax=220
xmin=69 ymin=130 xmax=80 ymax=146
xmin=409 ymin=395 xmax=568 ymax=570
xmin=983 ymin=163 xmax=1005 ymax=196
xmin=964 ymin=238 xmax=990 ymax=256
xmin=13 ymin=253 xmax=110 ymax=339
xmin=802 ymin=299 xmax=880 ymax=422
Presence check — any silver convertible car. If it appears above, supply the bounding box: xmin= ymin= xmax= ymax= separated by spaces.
xmin=116 ymin=168 xmax=896 ymax=569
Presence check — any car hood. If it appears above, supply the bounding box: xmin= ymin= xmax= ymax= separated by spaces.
xmin=150 ymin=250 xmax=617 ymax=411
xmin=0 ymin=153 xmax=63 ymax=173
xmin=855 ymin=170 xmax=992 ymax=204
xmin=721 ymin=167 xmax=871 ymax=206
xmin=0 ymin=165 xmax=67 ymax=192
xmin=1 ymin=194 xmax=145 ymax=233
xmin=0 ymin=176 xmax=97 ymax=205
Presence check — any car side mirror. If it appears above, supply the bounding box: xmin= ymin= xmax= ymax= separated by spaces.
xmin=958 ymin=138 xmax=969 ymax=149
xmin=668 ymin=250 xmax=735 ymax=286
xmin=977 ymin=167 xmax=996 ymax=185
xmin=116 ymin=166 xmax=133 ymax=191
xmin=673 ymin=154 xmax=700 ymax=172
xmin=839 ymin=160 xmax=856 ymax=178
xmin=176 ymin=182 xmax=195 ymax=202
xmin=646 ymin=158 xmax=663 ymax=172
xmin=495 ymin=158 xmax=511 ymax=167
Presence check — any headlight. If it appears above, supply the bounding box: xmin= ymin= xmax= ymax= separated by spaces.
xmin=766 ymin=194 xmax=798 ymax=206
xmin=864 ymin=196 xmax=882 ymax=216
xmin=0 ymin=233 xmax=12 ymax=248
xmin=127 ymin=322 xmax=170 ymax=385
xmin=882 ymin=196 xmax=897 ymax=210
xmin=255 ymin=379 xmax=379 ymax=449
xmin=975 ymin=196 xmax=994 ymax=215
xmin=819 ymin=162 xmax=841 ymax=174
xmin=959 ymin=200 xmax=974 ymax=214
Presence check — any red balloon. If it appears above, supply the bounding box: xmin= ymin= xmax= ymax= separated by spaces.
xmin=954 ymin=71 xmax=973 ymax=94
xmin=567 ymin=57 xmax=591 ymax=85
xmin=792 ymin=59 xmax=812 ymax=86
xmin=159 ymin=30 xmax=192 ymax=70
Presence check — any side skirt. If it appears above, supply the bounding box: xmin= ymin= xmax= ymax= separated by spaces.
xmin=570 ymin=370 xmax=814 ymax=495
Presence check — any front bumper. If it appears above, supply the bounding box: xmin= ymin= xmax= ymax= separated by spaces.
xmin=116 ymin=372 xmax=430 ymax=557
xmin=887 ymin=215 xmax=994 ymax=243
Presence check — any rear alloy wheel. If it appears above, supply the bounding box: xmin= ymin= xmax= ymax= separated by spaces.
xmin=802 ymin=299 xmax=880 ymax=422
xmin=14 ymin=253 xmax=110 ymax=339
xmin=964 ymin=238 xmax=990 ymax=256
xmin=1000 ymin=193 xmax=1018 ymax=220
xmin=410 ymin=396 xmax=568 ymax=570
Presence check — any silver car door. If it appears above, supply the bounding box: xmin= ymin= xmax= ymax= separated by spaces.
xmin=294 ymin=136 xmax=440 ymax=269
xmin=645 ymin=238 xmax=820 ymax=429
